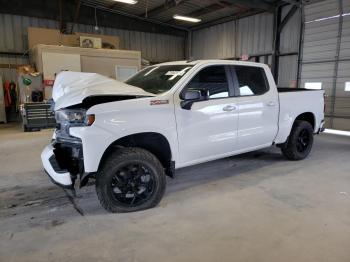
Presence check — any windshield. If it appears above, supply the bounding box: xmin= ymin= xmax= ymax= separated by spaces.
xmin=125 ymin=65 xmax=193 ymax=94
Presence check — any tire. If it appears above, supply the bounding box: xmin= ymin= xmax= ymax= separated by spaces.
xmin=281 ymin=120 xmax=314 ymax=161
xmin=96 ymin=147 xmax=166 ymax=213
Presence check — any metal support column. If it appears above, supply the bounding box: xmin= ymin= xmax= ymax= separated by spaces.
xmin=272 ymin=4 xmax=300 ymax=84
xmin=272 ymin=5 xmax=282 ymax=82
xmin=186 ymin=30 xmax=192 ymax=60
xmin=330 ymin=0 xmax=343 ymax=128
xmin=296 ymin=3 xmax=305 ymax=89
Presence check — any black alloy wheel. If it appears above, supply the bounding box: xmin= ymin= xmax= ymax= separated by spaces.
xmin=96 ymin=147 xmax=166 ymax=213
xmin=281 ymin=120 xmax=314 ymax=161
xmin=110 ymin=163 xmax=156 ymax=207
xmin=296 ymin=129 xmax=311 ymax=153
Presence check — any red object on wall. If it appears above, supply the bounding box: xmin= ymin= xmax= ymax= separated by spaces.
xmin=3 ymin=81 xmax=12 ymax=107
xmin=44 ymin=79 xmax=55 ymax=86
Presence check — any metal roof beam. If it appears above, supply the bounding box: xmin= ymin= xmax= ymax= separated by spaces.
xmin=190 ymin=9 xmax=263 ymax=30
xmin=223 ymin=0 xmax=274 ymax=12
xmin=186 ymin=1 xmax=236 ymax=17
xmin=281 ymin=0 xmax=300 ymax=6
xmin=141 ymin=0 xmax=190 ymax=18
xmin=278 ymin=5 xmax=298 ymax=33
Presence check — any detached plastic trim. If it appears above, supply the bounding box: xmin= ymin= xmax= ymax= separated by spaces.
xmin=41 ymin=144 xmax=73 ymax=187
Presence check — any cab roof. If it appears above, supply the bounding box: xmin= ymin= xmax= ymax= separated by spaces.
xmin=155 ymin=59 xmax=266 ymax=68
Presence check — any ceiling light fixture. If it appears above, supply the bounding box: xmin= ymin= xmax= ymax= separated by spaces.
xmin=173 ymin=14 xmax=201 ymax=23
xmin=112 ymin=0 xmax=138 ymax=4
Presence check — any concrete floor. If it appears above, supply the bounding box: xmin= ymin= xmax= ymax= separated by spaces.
xmin=0 ymin=124 xmax=350 ymax=262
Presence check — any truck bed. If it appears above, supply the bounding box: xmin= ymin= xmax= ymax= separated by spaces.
xmin=274 ymin=88 xmax=325 ymax=143
xmin=277 ymin=87 xmax=318 ymax=92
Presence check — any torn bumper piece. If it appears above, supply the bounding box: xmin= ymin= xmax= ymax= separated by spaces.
xmin=41 ymin=144 xmax=73 ymax=188
xmin=318 ymin=119 xmax=325 ymax=133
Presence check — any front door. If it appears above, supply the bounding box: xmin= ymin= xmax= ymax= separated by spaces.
xmin=174 ymin=65 xmax=239 ymax=166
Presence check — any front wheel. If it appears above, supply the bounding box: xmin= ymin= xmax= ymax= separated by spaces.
xmin=281 ymin=120 xmax=314 ymax=161
xmin=96 ymin=147 xmax=166 ymax=213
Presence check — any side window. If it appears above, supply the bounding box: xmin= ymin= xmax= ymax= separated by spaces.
xmin=234 ymin=66 xmax=268 ymax=96
xmin=185 ymin=66 xmax=229 ymax=99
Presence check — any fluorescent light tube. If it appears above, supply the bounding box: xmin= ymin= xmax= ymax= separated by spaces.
xmin=173 ymin=15 xmax=201 ymax=23
xmin=112 ymin=0 xmax=138 ymax=4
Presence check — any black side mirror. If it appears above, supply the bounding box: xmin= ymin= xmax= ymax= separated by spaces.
xmin=183 ymin=90 xmax=201 ymax=100
xmin=180 ymin=90 xmax=201 ymax=110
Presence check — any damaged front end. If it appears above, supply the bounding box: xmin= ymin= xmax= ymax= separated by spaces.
xmin=42 ymin=71 xmax=156 ymax=190
xmin=52 ymin=105 xmax=99 ymax=188
xmin=43 ymin=95 xmax=146 ymax=189
xmin=42 ymin=107 xmax=94 ymax=189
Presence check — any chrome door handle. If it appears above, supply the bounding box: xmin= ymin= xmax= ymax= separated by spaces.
xmin=223 ymin=105 xmax=237 ymax=112
xmin=267 ymin=101 xmax=276 ymax=107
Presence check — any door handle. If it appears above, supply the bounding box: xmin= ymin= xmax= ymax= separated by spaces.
xmin=223 ymin=105 xmax=237 ymax=112
xmin=267 ymin=101 xmax=276 ymax=107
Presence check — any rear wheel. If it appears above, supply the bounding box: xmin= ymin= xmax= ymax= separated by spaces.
xmin=281 ymin=120 xmax=314 ymax=161
xmin=96 ymin=147 xmax=166 ymax=213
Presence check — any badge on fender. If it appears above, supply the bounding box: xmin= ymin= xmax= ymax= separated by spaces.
xmin=150 ymin=100 xmax=169 ymax=105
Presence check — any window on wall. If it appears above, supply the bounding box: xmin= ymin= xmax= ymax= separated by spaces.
xmin=185 ymin=66 xmax=229 ymax=99
xmin=345 ymin=82 xmax=350 ymax=92
xmin=305 ymin=82 xmax=322 ymax=90
xmin=234 ymin=66 xmax=268 ymax=96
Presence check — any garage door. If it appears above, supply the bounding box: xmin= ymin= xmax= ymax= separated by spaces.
xmin=300 ymin=0 xmax=350 ymax=130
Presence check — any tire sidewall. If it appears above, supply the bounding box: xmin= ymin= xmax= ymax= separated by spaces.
xmin=96 ymin=148 xmax=166 ymax=213
xmin=289 ymin=121 xmax=314 ymax=159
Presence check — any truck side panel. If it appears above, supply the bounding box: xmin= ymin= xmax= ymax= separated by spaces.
xmin=274 ymin=90 xmax=325 ymax=144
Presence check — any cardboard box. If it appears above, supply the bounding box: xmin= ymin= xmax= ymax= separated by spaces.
xmin=61 ymin=34 xmax=80 ymax=47
xmin=28 ymin=27 xmax=120 ymax=50
xmin=28 ymin=27 xmax=61 ymax=49
xmin=79 ymin=36 xmax=102 ymax=49
xmin=76 ymin=32 xmax=119 ymax=49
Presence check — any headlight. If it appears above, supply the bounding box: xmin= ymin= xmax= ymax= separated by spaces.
xmin=55 ymin=109 xmax=95 ymax=126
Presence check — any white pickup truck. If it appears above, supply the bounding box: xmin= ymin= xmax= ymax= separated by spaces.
xmin=41 ymin=60 xmax=325 ymax=213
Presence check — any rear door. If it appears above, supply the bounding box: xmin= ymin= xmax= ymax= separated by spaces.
xmin=231 ymin=65 xmax=279 ymax=150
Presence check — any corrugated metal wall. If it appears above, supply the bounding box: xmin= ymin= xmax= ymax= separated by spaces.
xmin=67 ymin=22 xmax=185 ymax=63
xmin=300 ymin=0 xmax=350 ymax=131
xmin=192 ymin=13 xmax=274 ymax=60
xmin=236 ymin=13 xmax=274 ymax=57
xmin=278 ymin=6 xmax=301 ymax=87
xmin=191 ymin=9 xmax=300 ymax=88
xmin=0 ymin=13 xmax=185 ymax=82
xmin=192 ymin=20 xmax=236 ymax=59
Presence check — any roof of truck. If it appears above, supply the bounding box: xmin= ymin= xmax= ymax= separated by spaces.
xmin=155 ymin=59 xmax=267 ymax=68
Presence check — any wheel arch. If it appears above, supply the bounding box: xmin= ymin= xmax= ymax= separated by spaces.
xmin=294 ymin=112 xmax=315 ymax=130
xmin=98 ymin=132 xmax=174 ymax=177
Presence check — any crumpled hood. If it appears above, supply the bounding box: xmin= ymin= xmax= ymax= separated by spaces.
xmin=53 ymin=71 xmax=155 ymax=110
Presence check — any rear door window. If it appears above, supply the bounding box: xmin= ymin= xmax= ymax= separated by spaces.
xmin=233 ymin=66 xmax=269 ymax=96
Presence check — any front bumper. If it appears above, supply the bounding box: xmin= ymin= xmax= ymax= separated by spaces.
xmin=318 ymin=119 xmax=325 ymax=133
xmin=41 ymin=144 xmax=73 ymax=188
